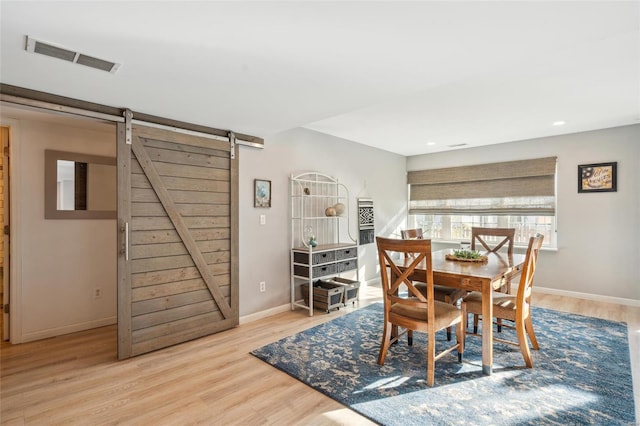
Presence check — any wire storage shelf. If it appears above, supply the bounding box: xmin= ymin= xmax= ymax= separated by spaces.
xmin=289 ymin=172 xmax=359 ymax=316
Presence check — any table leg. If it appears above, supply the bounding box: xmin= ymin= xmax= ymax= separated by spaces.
xmin=481 ymin=283 xmax=493 ymax=375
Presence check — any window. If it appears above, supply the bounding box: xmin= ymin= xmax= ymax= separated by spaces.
xmin=410 ymin=214 xmax=556 ymax=247
xmin=408 ymin=157 xmax=557 ymax=248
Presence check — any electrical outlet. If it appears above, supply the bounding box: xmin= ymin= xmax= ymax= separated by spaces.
xmin=259 ymin=281 xmax=266 ymax=292
xmin=93 ymin=287 xmax=102 ymax=298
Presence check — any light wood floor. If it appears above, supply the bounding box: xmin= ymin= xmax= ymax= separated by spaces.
xmin=2 ymin=286 xmax=639 ymax=425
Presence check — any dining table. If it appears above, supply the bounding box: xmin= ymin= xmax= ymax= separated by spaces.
xmin=400 ymin=248 xmax=525 ymax=375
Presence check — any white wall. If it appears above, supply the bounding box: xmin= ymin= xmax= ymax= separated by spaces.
xmin=5 ymin=113 xmax=636 ymax=339
xmin=238 ymin=127 xmax=407 ymax=316
xmin=7 ymin=117 xmax=117 ymax=342
xmin=4 ymin=116 xmax=406 ymax=337
xmin=407 ymin=124 xmax=640 ymax=302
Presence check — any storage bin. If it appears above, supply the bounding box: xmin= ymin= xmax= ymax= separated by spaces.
xmin=335 ymin=248 xmax=357 ymax=260
xmin=326 ymin=277 xmax=360 ymax=306
xmin=294 ymin=263 xmax=337 ymax=278
xmin=293 ymin=250 xmax=336 ymax=265
xmin=336 ymin=259 xmax=357 ymax=273
xmin=301 ymin=280 xmax=345 ymax=313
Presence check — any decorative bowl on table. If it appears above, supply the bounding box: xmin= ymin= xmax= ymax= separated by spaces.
xmin=445 ymin=249 xmax=488 ymax=262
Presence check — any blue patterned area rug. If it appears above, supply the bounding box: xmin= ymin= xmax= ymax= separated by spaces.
xmin=251 ymin=303 xmax=636 ymax=425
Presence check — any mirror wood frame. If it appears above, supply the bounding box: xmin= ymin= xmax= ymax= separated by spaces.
xmin=44 ymin=149 xmax=117 ymax=219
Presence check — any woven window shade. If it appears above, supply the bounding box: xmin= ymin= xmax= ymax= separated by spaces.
xmin=408 ymin=157 xmax=557 ymax=215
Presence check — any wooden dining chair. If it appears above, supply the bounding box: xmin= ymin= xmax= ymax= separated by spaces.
xmin=470 ymin=227 xmax=516 ymax=332
xmin=376 ymin=236 xmax=464 ymax=386
xmin=461 ymin=233 xmax=544 ymax=368
xmin=401 ymin=228 xmax=467 ymax=341
xmin=400 ymin=228 xmax=423 ymax=240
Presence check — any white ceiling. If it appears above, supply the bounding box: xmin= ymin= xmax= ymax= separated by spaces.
xmin=1 ymin=1 xmax=638 ymax=156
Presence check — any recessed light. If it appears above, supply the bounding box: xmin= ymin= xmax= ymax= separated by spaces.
xmin=552 ymin=121 xmax=566 ymax=126
xmin=427 ymin=142 xmax=436 ymax=146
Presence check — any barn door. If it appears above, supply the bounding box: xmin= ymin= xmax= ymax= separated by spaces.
xmin=117 ymin=122 xmax=238 ymax=359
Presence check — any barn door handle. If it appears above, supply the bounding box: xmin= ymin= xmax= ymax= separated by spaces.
xmin=125 ymin=222 xmax=129 ymax=260
xmin=120 ymin=222 xmax=129 ymax=260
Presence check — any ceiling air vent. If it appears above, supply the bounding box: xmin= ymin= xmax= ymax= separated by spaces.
xmin=447 ymin=143 xmax=469 ymax=148
xmin=25 ymin=36 xmax=121 ymax=74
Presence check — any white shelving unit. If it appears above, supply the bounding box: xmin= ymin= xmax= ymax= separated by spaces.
xmin=290 ymin=172 xmax=359 ymax=316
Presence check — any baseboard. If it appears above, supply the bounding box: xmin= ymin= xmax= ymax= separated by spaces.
xmin=239 ymin=303 xmax=291 ymax=325
xmin=19 ymin=316 xmax=117 ymax=343
xmin=532 ymin=285 xmax=640 ymax=307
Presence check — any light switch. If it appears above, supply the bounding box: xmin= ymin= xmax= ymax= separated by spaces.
xmin=260 ymin=214 xmax=266 ymax=225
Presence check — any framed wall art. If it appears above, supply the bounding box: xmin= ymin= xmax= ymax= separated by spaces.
xmin=578 ymin=162 xmax=617 ymax=193
xmin=254 ymin=179 xmax=272 ymax=207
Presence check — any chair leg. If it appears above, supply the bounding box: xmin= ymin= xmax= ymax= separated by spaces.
xmin=495 ymin=281 xmax=510 ymax=333
xmin=525 ymin=315 xmax=539 ymax=350
xmin=497 ymin=280 xmax=510 ymax=334
xmin=426 ymin=332 xmax=436 ymax=387
xmin=515 ymin=317 xmax=533 ymax=368
xmin=408 ymin=330 xmax=413 ymax=346
xmin=444 ymin=295 xmax=453 ymax=341
xmin=457 ymin=311 xmax=465 ymax=363
xmin=378 ymin=320 xmax=392 ymax=365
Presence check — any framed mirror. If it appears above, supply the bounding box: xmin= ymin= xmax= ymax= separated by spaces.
xmin=44 ymin=150 xmax=117 ymax=219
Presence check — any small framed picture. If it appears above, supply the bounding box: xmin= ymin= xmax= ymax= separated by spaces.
xmin=254 ymin=179 xmax=272 ymax=207
xmin=578 ymin=162 xmax=617 ymax=193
